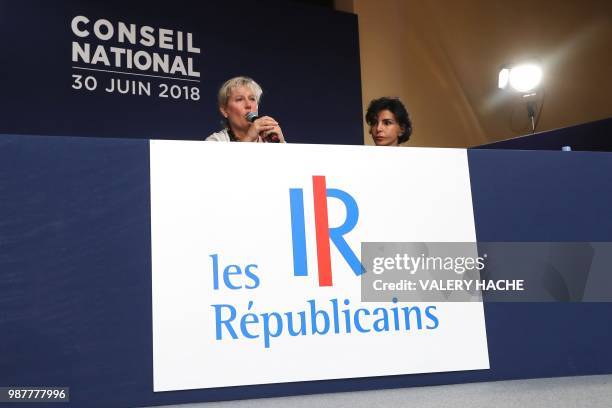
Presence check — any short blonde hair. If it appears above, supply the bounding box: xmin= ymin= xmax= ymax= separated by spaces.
xmin=217 ymin=76 xmax=263 ymax=107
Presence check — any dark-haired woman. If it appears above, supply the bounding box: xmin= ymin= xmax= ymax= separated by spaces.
xmin=365 ymin=97 xmax=412 ymax=146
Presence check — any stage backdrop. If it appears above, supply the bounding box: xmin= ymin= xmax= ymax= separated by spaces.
xmin=0 ymin=0 xmax=362 ymax=144
xmin=3 ymin=133 xmax=612 ymax=408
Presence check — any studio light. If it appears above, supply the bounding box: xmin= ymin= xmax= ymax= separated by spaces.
xmin=498 ymin=63 xmax=542 ymax=93
xmin=498 ymin=61 xmax=544 ymax=134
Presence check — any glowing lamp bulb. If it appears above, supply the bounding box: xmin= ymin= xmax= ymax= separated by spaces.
xmin=508 ymin=64 xmax=542 ymax=92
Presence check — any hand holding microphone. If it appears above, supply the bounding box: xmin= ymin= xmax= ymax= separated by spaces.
xmin=245 ymin=112 xmax=284 ymax=143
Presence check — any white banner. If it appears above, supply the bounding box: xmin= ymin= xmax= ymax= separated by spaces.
xmin=151 ymin=142 xmax=489 ymax=391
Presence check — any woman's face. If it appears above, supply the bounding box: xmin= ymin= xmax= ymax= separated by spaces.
xmin=369 ymin=109 xmax=404 ymax=146
xmin=220 ymin=85 xmax=258 ymax=131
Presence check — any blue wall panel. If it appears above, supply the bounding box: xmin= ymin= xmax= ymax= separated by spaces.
xmin=2 ymin=135 xmax=612 ymax=407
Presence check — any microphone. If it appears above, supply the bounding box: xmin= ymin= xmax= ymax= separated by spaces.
xmin=246 ymin=112 xmax=280 ymax=143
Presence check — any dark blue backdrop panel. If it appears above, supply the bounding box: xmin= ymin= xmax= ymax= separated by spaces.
xmin=468 ymin=148 xmax=612 ymax=383
xmin=473 ymin=117 xmax=612 ymax=151
xmin=0 ymin=134 xmax=152 ymax=407
xmin=0 ymin=0 xmax=362 ymax=144
xmin=2 ymin=134 xmax=612 ymax=408
xmin=468 ymin=149 xmax=612 ymax=241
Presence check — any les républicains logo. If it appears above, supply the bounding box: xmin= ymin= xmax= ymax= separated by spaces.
xmin=208 ymin=176 xmax=439 ymax=349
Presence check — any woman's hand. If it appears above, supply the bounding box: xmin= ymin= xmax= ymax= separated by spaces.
xmin=246 ymin=116 xmax=285 ymax=143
